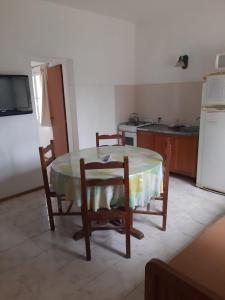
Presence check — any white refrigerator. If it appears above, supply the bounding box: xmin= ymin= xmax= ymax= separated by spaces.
xmin=197 ymin=74 xmax=225 ymax=193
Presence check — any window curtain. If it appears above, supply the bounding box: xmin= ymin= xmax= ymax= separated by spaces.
xmin=40 ymin=64 xmax=51 ymax=127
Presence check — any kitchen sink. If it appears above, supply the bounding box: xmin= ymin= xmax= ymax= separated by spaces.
xmin=139 ymin=124 xmax=199 ymax=135
xmin=168 ymin=125 xmax=199 ymax=133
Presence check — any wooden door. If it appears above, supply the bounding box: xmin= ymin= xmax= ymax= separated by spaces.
xmin=47 ymin=64 xmax=69 ymax=157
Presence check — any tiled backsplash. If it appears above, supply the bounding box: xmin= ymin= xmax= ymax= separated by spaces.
xmin=115 ymin=81 xmax=202 ymax=126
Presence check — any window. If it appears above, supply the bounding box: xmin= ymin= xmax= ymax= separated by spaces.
xmin=32 ymin=70 xmax=42 ymax=122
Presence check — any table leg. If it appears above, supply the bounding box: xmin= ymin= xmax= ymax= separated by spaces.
xmin=73 ymin=226 xmax=144 ymax=240
xmin=73 ymin=229 xmax=85 ymax=240
xmin=130 ymin=227 xmax=144 ymax=240
xmin=73 ymin=210 xmax=145 ymax=241
xmin=102 ymin=210 xmax=145 ymax=240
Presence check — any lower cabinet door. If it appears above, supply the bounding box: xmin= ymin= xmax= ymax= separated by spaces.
xmin=173 ymin=136 xmax=198 ymax=178
xmin=137 ymin=131 xmax=198 ymax=178
xmin=154 ymin=134 xmax=176 ymax=172
xmin=154 ymin=134 xmax=169 ymax=157
xmin=137 ymin=131 xmax=155 ymax=150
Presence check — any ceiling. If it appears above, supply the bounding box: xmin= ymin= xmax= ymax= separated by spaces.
xmin=41 ymin=0 xmax=219 ymax=23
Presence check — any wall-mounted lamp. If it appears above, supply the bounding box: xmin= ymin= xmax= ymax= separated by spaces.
xmin=175 ymin=55 xmax=189 ymax=69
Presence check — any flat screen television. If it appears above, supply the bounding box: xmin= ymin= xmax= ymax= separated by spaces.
xmin=0 ymin=75 xmax=33 ymax=117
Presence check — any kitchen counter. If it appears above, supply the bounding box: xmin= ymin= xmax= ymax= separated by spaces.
xmin=137 ymin=124 xmax=199 ymax=136
xmin=137 ymin=125 xmax=199 ymax=177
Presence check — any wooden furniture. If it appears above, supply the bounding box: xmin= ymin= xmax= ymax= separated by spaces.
xmin=39 ymin=140 xmax=81 ymax=231
xmin=80 ymin=156 xmax=132 ymax=261
xmin=137 ymin=130 xmax=198 ymax=178
xmin=145 ymin=216 xmax=225 ymax=300
xmin=96 ymin=132 xmax=125 ymax=147
xmin=50 ymin=146 xmax=163 ymax=241
xmin=145 ymin=259 xmax=218 ymax=300
xmin=134 ymin=138 xmax=172 ymax=231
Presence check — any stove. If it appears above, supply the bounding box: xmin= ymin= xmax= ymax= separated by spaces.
xmin=118 ymin=121 xmax=152 ymax=146
xmin=119 ymin=121 xmax=152 ymax=133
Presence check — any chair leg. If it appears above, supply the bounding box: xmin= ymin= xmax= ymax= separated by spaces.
xmin=66 ymin=201 xmax=74 ymax=213
xmin=125 ymin=211 xmax=131 ymax=258
xmin=126 ymin=228 xmax=131 ymax=258
xmin=84 ymin=223 xmax=91 ymax=261
xmin=89 ymin=220 xmax=92 ymax=237
xmin=57 ymin=196 xmax=63 ymax=213
xmin=162 ymin=196 xmax=168 ymax=231
xmin=46 ymin=196 xmax=55 ymax=231
xmin=162 ymin=214 xmax=167 ymax=231
xmin=82 ymin=215 xmax=91 ymax=261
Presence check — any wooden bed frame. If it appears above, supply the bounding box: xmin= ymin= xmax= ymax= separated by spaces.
xmin=145 ymin=259 xmax=222 ymax=300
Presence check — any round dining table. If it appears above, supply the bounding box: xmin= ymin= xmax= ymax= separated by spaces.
xmin=50 ymin=145 xmax=163 ymax=239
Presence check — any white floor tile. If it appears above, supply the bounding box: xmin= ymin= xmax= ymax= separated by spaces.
xmin=0 ymin=176 xmax=225 ymax=299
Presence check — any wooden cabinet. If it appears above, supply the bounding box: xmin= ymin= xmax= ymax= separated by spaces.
xmin=137 ymin=131 xmax=155 ymax=150
xmin=172 ymin=135 xmax=198 ymax=178
xmin=137 ymin=130 xmax=198 ymax=178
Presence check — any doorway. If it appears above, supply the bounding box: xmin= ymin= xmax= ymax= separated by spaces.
xmin=31 ymin=61 xmax=69 ymax=157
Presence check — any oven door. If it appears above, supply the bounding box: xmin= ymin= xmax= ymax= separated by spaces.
xmin=120 ymin=131 xmax=137 ymax=146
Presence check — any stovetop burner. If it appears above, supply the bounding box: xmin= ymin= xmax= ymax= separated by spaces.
xmin=118 ymin=121 xmax=152 ymax=133
xmin=123 ymin=121 xmax=151 ymax=127
xmin=124 ymin=121 xmax=145 ymax=126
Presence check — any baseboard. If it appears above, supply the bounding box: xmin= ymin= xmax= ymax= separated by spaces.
xmin=0 ymin=186 xmax=44 ymax=203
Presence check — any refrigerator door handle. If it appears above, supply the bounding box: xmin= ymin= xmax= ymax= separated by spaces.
xmin=202 ymin=104 xmax=225 ymax=112
xmin=203 ymin=108 xmax=225 ymax=112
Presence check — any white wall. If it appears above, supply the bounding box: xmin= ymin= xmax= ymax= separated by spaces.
xmin=0 ymin=0 xmax=135 ymax=198
xmin=135 ymin=0 xmax=225 ymax=84
xmin=115 ymin=85 xmax=136 ymax=125
xmin=76 ymin=86 xmax=116 ymax=148
xmin=3 ymin=0 xmax=225 ymax=198
xmin=135 ymin=1 xmax=225 ymax=124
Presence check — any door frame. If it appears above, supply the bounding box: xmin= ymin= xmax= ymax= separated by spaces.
xmin=30 ymin=56 xmax=79 ymax=152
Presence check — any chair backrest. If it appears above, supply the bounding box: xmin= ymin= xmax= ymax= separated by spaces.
xmin=96 ymin=132 xmax=125 ymax=147
xmin=39 ymin=140 xmax=56 ymax=195
xmin=162 ymin=138 xmax=172 ymax=198
xmin=80 ymin=156 xmax=129 ymax=213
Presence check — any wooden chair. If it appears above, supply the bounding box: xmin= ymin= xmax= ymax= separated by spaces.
xmin=39 ymin=140 xmax=81 ymax=231
xmin=80 ymin=156 xmax=132 ymax=261
xmin=133 ymin=138 xmax=172 ymax=231
xmin=145 ymin=259 xmax=218 ymax=300
xmin=96 ymin=132 xmax=125 ymax=147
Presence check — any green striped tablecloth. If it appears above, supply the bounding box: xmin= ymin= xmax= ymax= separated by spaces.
xmin=50 ymin=146 xmax=163 ymax=211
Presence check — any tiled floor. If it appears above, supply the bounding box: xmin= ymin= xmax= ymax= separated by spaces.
xmin=1 ymin=176 xmax=225 ymax=300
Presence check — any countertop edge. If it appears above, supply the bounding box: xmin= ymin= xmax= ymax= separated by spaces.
xmin=137 ymin=127 xmax=199 ymax=137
